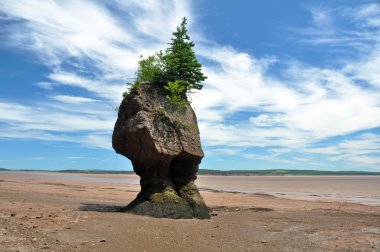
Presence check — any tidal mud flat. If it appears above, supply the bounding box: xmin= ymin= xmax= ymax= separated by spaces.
xmin=196 ymin=175 xmax=380 ymax=206
xmin=1 ymin=171 xmax=379 ymax=251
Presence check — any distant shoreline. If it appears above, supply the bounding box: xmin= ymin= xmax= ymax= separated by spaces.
xmin=1 ymin=168 xmax=380 ymax=176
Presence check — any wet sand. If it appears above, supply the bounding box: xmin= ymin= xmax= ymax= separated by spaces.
xmin=1 ymin=171 xmax=379 ymax=251
xmin=196 ymin=175 xmax=380 ymax=206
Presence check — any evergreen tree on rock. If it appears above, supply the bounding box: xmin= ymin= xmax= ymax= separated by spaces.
xmin=164 ymin=17 xmax=207 ymax=92
xmin=130 ymin=17 xmax=207 ymax=107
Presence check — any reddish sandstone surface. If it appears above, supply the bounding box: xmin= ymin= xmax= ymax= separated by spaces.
xmin=112 ymin=83 xmax=208 ymax=219
xmin=0 ymin=171 xmax=379 ymax=251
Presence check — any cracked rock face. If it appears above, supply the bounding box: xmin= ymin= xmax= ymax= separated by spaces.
xmin=112 ymin=83 xmax=209 ymax=219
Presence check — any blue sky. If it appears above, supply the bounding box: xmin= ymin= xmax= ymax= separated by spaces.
xmin=1 ymin=0 xmax=380 ymax=171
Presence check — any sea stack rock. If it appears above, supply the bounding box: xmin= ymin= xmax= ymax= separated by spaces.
xmin=112 ymin=83 xmax=210 ymax=219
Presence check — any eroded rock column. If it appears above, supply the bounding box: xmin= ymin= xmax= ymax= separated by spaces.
xmin=112 ymin=83 xmax=209 ymax=219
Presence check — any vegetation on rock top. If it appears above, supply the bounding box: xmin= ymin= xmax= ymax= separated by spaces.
xmin=124 ymin=17 xmax=207 ymax=108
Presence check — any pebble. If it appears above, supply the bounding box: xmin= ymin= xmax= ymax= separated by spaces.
xmin=10 ymin=213 xmax=16 ymax=217
xmin=261 ymin=239 xmax=267 ymax=244
xmin=32 ymin=237 xmax=38 ymax=242
xmin=100 ymin=239 xmax=106 ymax=243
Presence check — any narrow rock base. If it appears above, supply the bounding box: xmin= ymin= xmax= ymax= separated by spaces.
xmin=122 ymin=182 xmax=210 ymax=219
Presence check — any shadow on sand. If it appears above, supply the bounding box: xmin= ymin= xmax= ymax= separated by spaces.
xmin=79 ymin=203 xmax=127 ymax=212
xmin=79 ymin=203 xmax=274 ymax=214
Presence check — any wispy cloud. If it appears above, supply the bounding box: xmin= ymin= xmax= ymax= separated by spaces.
xmin=349 ymin=155 xmax=380 ymax=166
xmin=0 ymin=0 xmax=189 ymax=150
xmin=241 ymin=153 xmax=297 ymax=165
xmin=193 ymin=47 xmax=380 ymax=147
xmin=0 ymin=101 xmax=114 ymax=132
xmin=291 ymin=3 xmax=380 ymax=54
xmin=51 ymin=95 xmax=99 ymax=104
xmin=0 ymin=0 xmax=190 ymax=97
xmin=28 ymin=156 xmax=48 ymax=161
xmin=190 ymin=3 xmax=380 ymax=168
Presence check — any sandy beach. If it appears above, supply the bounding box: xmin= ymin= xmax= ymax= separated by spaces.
xmin=1 ymin=171 xmax=379 ymax=251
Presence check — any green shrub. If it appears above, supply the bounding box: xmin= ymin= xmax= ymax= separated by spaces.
xmin=136 ymin=51 xmax=166 ymax=85
xmin=164 ymin=80 xmax=188 ymax=109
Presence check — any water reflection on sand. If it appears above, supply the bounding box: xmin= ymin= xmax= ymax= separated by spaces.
xmin=4 ymin=171 xmax=380 ymax=206
xmin=196 ymin=175 xmax=380 ymax=206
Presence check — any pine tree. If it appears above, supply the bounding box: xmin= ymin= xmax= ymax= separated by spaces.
xmin=164 ymin=17 xmax=207 ymax=92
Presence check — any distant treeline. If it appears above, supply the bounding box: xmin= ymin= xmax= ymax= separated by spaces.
xmin=58 ymin=169 xmax=135 ymax=174
xmin=198 ymin=169 xmax=380 ymax=176
xmin=1 ymin=167 xmax=380 ymax=176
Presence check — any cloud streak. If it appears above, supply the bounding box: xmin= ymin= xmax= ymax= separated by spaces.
xmin=190 ymin=3 xmax=380 ymax=169
xmin=0 ymin=0 xmax=190 ymax=151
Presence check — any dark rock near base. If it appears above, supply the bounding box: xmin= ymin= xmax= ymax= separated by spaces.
xmin=113 ymin=83 xmax=209 ymax=219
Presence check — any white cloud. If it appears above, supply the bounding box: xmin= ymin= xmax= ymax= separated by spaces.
xmin=303 ymin=146 xmax=339 ymax=155
xmin=0 ymin=0 xmax=189 ymax=150
xmin=0 ymin=127 xmax=112 ymax=150
xmin=250 ymin=114 xmax=282 ymax=127
xmin=193 ymin=47 xmax=380 ymax=149
xmin=241 ymin=153 xmax=296 ymax=165
xmin=51 ymin=95 xmax=98 ymax=104
xmin=350 ymin=47 xmax=380 ymax=88
xmin=66 ymin=156 xmax=85 ymax=160
xmin=48 ymin=71 xmax=124 ymax=102
xmin=349 ymin=155 xmax=380 ymax=165
xmin=301 ymin=133 xmax=380 ymax=168
xmin=309 ymin=6 xmax=335 ymax=31
xmin=0 ymin=0 xmax=190 ymax=100
xmin=354 ymin=3 xmax=380 ymax=27
xmin=115 ymin=0 xmax=191 ymax=43
xmin=79 ymin=134 xmax=112 ymax=150
xmin=207 ymin=148 xmax=241 ymax=156
xmin=187 ymin=2 xmax=380 ymax=169
xmin=29 ymin=156 xmax=48 ymax=161
xmin=293 ymin=3 xmax=380 ymax=52
xmin=36 ymin=82 xmax=55 ymax=90
xmin=0 ymin=101 xmax=114 ymax=132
